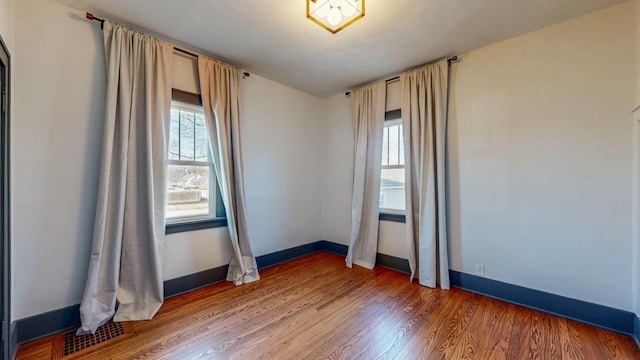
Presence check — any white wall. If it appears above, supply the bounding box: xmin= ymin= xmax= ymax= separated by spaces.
xmin=321 ymin=93 xmax=352 ymax=246
xmin=377 ymin=221 xmax=407 ymax=259
xmin=0 ymin=0 xmax=14 ymax=52
xmin=241 ymin=74 xmax=324 ymax=256
xmin=13 ymin=0 xmax=105 ymax=321
xmin=164 ymin=228 xmax=232 ymax=280
xmin=448 ymin=2 xmax=635 ymax=311
xmin=12 ymin=0 xmax=325 ymax=320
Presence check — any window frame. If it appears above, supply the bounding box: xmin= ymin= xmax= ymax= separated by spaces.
xmin=165 ymin=89 xmax=227 ymax=234
xmin=379 ymin=109 xmax=406 ymax=222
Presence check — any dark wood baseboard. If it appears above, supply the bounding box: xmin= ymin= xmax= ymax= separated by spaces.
xmin=16 ymin=305 xmax=81 ymax=344
xmin=376 ymin=253 xmax=410 ymax=274
xmin=256 ymin=241 xmax=326 ymax=269
xmin=164 ymin=265 xmax=229 ymax=299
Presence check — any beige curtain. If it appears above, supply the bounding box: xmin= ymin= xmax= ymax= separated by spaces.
xmin=346 ymin=82 xmax=386 ymax=269
xmin=401 ymin=59 xmax=450 ymax=289
xmin=78 ymin=20 xmax=173 ymax=334
xmin=198 ymin=57 xmax=259 ymax=285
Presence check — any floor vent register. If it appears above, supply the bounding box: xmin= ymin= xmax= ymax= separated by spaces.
xmin=63 ymin=322 xmax=125 ymax=356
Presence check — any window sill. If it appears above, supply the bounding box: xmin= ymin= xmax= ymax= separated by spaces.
xmin=166 ymin=217 xmax=227 ymax=234
xmin=379 ymin=212 xmax=406 ymax=223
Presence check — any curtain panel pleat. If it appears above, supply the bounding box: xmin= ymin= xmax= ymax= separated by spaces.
xmin=77 ymin=20 xmax=173 ymax=335
xmin=197 ymin=57 xmax=259 ymax=285
xmin=401 ymin=59 xmax=450 ymax=289
xmin=346 ymin=82 xmax=386 ymax=269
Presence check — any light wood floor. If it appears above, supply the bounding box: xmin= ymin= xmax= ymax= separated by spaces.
xmin=17 ymin=252 xmax=640 ymax=359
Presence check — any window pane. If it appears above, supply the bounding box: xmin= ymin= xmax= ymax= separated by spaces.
xmin=194 ymin=113 xmax=208 ymax=161
xmin=382 ymin=126 xmax=389 ymax=166
xmin=380 ymin=168 xmax=405 ymax=211
xmin=179 ymin=110 xmax=195 ymax=161
xmin=167 ymin=103 xmax=217 ymax=222
xmin=166 ymin=164 xmax=211 ymax=219
xmin=168 ymin=108 xmax=180 ymax=160
xmin=389 ymin=124 xmax=399 ymax=166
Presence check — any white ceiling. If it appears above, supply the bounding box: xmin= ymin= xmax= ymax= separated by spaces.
xmin=57 ymin=0 xmax=628 ymax=97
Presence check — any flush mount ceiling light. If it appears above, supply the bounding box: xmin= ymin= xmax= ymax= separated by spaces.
xmin=307 ymin=0 xmax=365 ymax=34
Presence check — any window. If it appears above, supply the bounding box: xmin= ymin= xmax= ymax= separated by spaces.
xmin=166 ymin=101 xmax=217 ymax=222
xmin=380 ymin=113 xmax=405 ymax=212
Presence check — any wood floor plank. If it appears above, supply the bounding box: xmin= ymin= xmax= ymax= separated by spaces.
xmin=394 ymin=288 xmax=469 ymax=359
xmin=557 ymin=316 xmax=586 ymax=360
xmin=15 ymin=252 xmax=640 ymax=360
xmin=97 ymin=256 xmax=345 ymax=359
xmin=156 ymin=257 xmax=363 ymax=359
xmin=446 ymin=294 xmax=493 ymax=360
xmin=273 ymin=268 xmax=407 ymax=359
xmin=333 ymin=296 xmax=412 ymax=356
xmin=168 ymin=267 xmax=369 ymax=359
xmin=482 ymin=302 xmax=517 ymax=360
xmin=570 ymin=320 xmax=610 ymax=360
xmin=506 ymin=306 xmax=534 ymax=359
xmin=542 ymin=313 xmax=562 ymax=360
xmin=16 ymin=337 xmax=53 ymax=360
xmin=595 ymin=327 xmax=640 ymax=359
xmin=241 ymin=268 xmax=403 ymax=360
xmin=286 ymin=281 xmax=408 ymax=359
xmin=365 ymin=288 xmax=446 ymax=360
xmin=420 ymin=291 xmax=480 ymax=359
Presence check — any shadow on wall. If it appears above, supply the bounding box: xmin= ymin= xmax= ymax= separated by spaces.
xmin=68 ymin=18 xmax=107 ymax=301
xmin=445 ymin=61 xmax=463 ymax=271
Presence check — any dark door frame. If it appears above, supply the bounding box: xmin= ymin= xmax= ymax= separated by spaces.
xmin=0 ymin=33 xmax=11 ymax=360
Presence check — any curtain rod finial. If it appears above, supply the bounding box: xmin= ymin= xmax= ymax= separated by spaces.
xmin=85 ymin=12 xmax=104 ymax=28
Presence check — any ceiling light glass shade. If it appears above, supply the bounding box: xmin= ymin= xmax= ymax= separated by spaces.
xmin=314 ymin=0 xmax=330 ymax=17
xmin=341 ymin=0 xmax=357 ymax=17
xmin=307 ymin=0 xmax=365 ymax=34
xmin=327 ymin=7 xmax=342 ymax=26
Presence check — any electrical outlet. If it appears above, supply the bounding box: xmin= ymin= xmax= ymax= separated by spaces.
xmin=474 ymin=264 xmax=485 ymax=276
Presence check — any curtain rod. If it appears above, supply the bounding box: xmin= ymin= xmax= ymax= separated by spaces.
xmin=85 ymin=13 xmax=200 ymax=57
xmin=85 ymin=13 xmax=250 ymax=77
xmin=344 ymin=56 xmax=458 ymax=97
